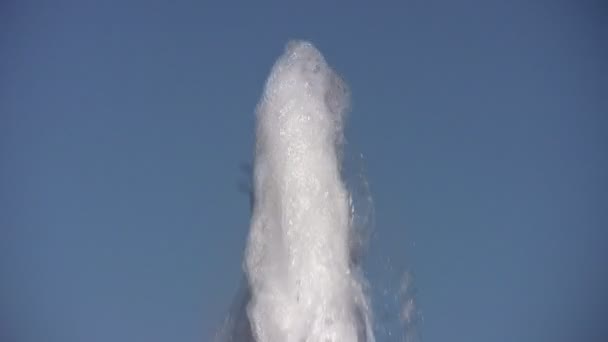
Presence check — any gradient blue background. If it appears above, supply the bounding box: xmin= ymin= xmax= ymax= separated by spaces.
xmin=1 ymin=1 xmax=606 ymax=341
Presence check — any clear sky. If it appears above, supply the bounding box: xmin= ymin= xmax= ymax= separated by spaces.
xmin=1 ymin=1 xmax=606 ymax=342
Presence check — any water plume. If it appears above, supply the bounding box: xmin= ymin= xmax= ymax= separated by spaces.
xmin=218 ymin=41 xmax=375 ymax=342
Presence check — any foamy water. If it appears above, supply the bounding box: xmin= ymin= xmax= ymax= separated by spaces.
xmin=217 ymin=41 xmax=378 ymax=342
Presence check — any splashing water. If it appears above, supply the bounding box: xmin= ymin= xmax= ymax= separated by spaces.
xmin=218 ymin=41 xmax=414 ymax=342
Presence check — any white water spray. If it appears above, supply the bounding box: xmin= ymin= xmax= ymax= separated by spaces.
xmin=219 ymin=41 xmax=376 ymax=342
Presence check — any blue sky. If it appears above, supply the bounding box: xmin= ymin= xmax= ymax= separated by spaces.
xmin=1 ymin=1 xmax=606 ymax=341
